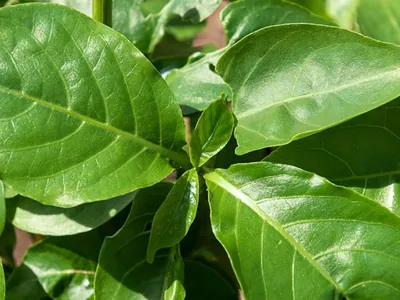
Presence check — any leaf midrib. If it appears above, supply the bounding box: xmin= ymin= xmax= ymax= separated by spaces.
xmin=205 ymin=171 xmax=346 ymax=298
xmin=0 ymin=87 xmax=189 ymax=167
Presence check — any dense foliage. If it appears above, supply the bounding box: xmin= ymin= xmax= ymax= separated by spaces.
xmin=1 ymin=0 xmax=400 ymax=299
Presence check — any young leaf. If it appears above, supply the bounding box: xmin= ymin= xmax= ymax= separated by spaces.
xmin=0 ymin=261 xmax=4 ymax=300
xmin=184 ymin=260 xmax=237 ymax=300
xmin=113 ymin=0 xmax=222 ymax=54
xmin=95 ymin=183 xmax=185 ymax=300
xmin=23 ymin=231 xmax=103 ymax=300
xmin=147 ymin=169 xmax=199 ymax=263
xmin=190 ymin=98 xmax=234 ymax=168
xmin=163 ymin=246 xmax=186 ymax=300
xmin=0 ymin=4 xmax=188 ymax=207
xmin=358 ymin=0 xmax=400 ymax=44
xmin=267 ymin=97 xmax=400 ymax=215
xmin=166 ymin=0 xmax=332 ymax=111
xmin=6 ymin=264 xmax=49 ymax=300
xmin=7 ymin=193 xmax=134 ymax=236
xmin=205 ymin=162 xmax=400 ymax=300
xmin=0 ymin=180 xmax=4 ymax=236
xmin=217 ymin=24 xmax=400 ymax=154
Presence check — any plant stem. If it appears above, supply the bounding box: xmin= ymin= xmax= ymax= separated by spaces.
xmin=92 ymin=0 xmax=112 ymax=27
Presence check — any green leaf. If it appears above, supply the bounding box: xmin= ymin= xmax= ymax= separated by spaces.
xmin=205 ymin=162 xmax=400 ymax=299
xmin=190 ymin=98 xmax=234 ymax=168
xmin=18 ymin=0 xmax=92 ymax=16
xmin=23 ymin=231 xmax=103 ymax=300
xmin=217 ymin=24 xmax=400 ymax=154
xmin=113 ymin=0 xmax=221 ymax=54
xmin=166 ymin=0 xmax=334 ymax=112
xmin=147 ymin=169 xmax=199 ymax=263
xmin=357 ymin=0 xmax=400 ymax=44
xmin=222 ymin=0 xmax=333 ymax=44
xmin=184 ymin=260 xmax=237 ymax=300
xmin=288 ymin=0 xmax=328 ymax=16
xmin=0 ymin=222 xmax=15 ymax=268
xmin=95 ymin=183 xmax=186 ymax=300
xmin=6 ymin=264 xmax=49 ymax=300
xmin=0 ymin=261 xmax=4 ymax=300
xmin=7 ymin=192 xmax=134 ymax=236
xmin=267 ymin=97 xmax=400 ymax=215
xmin=0 ymin=181 xmax=4 ymax=236
xmin=162 ymin=246 xmax=186 ymax=300
xmin=0 ymin=3 xmax=188 ymax=207
xmin=326 ymin=0 xmax=358 ymax=29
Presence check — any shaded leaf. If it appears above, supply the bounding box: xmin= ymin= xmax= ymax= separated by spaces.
xmin=166 ymin=0 xmax=333 ymax=111
xmin=358 ymin=0 xmax=400 ymax=44
xmin=163 ymin=246 xmax=185 ymax=300
xmin=267 ymin=97 xmax=400 ymax=215
xmin=288 ymin=0 xmax=328 ymax=16
xmin=190 ymin=98 xmax=233 ymax=168
xmin=113 ymin=0 xmax=221 ymax=54
xmin=6 ymin=264 xmax=49 ymax=300
xmin=147 ymin=169 xmax=199 ymax=263
xmin=0 ymin=4 xmax=188 ymax=207
xmin=0 ymin=181 xmax=4 ymax=236
xmin=184 ymin=260 xmax=237 ymax=300
xmin=18 ymin=0 xmax=92 ymax=16
xmin=217 ymin=24 xmax=400 ymax=154
xmin=205 ymin=162 xmax=400 ymax=299
xmin=0 ymin=222 xmax=15 ymax=268
xmin=23 ymin=231 xmax=103 ymax=300
xmin=95 ymin=183 xmax=186 ymax=300
xmin=7 ymin=192 xmax=134 ymax=236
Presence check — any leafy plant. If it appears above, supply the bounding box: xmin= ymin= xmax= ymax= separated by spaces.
xmin=1 ymin=0 xmax=400 ymax=299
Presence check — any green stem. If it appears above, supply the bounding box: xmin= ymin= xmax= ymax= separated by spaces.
xmin=92 ymin=0 xmax=112 ymax=27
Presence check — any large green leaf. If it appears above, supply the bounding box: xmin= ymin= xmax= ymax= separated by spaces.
xmin=0 ymin=261 xmax=4 ymax=300
xmin=23 ymin=231 xmax=103 ymax=300
xmin=288 ymin=0 xmax=328 ymax=16
xmin=205 ymin=162 xmax=400 ymax=300
xmin=267 ymin=97 xmax=400 ymax=215
xmin=95 ymin=183 xmax=186 ymax=299
xmin=6 ymin=264 xmax=49 ymax=300
xmin=147 ymin=169 xmax=199 ymax=263
xmin=190 ymin=98 xmax=233 ymax=168
xmin=113 ymin=0 xmax=221 ymax=54
xmin=166 ymin=0 xmax=334 ymax=111
xmin=0 ymin=181 xmax=4 ymax=236
xmin=0 ymin=4 xmax=188 ymax=207
xmin=7 ymin=192 xmax=134 ymax=236
xmin=184 ymin=260 xmax=237 ymax=300
xmin=217 ymin=24 xmax=400 ymax=154
xmin=358 ymin=0 xmax=400 ymax=44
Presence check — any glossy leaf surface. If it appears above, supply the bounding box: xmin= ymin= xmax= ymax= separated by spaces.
xmin=222 ymin=0 xmax=332 ymax=44
xmin=0 ymin=4 xmax=187 ymax=207
xmin=0 ymin=181 xmax=4 ymax=236
xmin=190 ymin=99 xmax=233 ymax=167
xmin=166 ymin=0 xmax=334 ymax=111
xmin=7 ymin=192 xmax=134 ymax=236
xmin=358 ymin=0 xmax=400 ymax=44
xmin=267 ymin=97 xmax=400 ymax=215
xmin=95 ymin=183 xmax=185 ymax=300
xmin=205 ymin=162 xmax=400 ymax=299
xmin=147 ymin=169 xmax=199 ymax=263
xmin=113 ymin=0 xmax=221 ymax=54
xmin=23 ymin=232 xmax=103 ymax=300
xmin=217 ymin=24 xmax=400 ymax=154
xmin=6 ymin=264 xmax=49 ymax=300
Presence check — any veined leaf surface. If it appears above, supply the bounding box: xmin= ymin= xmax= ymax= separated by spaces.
xmin=217 ymin=24 xmax=400 ymax=154
xmin=205 ymin=162 xmax=400 ymax=299
xmin=0 ymin=4 xmax=187 ymax=207
xmin=267 ymin=97 xmax=400 ymax=215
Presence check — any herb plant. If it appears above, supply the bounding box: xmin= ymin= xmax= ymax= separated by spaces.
xmin=1 ymin=0 xmax=400 ymax=299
